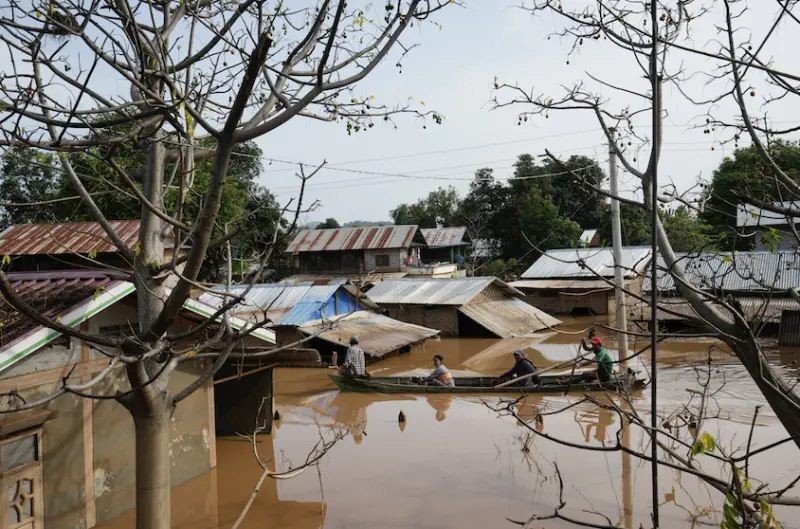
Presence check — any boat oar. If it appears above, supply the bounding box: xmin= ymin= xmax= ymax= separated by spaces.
xmin=493 ymin=353 xmax=587 ymax=389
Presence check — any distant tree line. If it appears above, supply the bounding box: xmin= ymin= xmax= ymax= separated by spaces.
xmin=387 ymin=146 xmax=795 ymax=272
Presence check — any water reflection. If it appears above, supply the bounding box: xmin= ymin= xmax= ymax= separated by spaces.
xmin=97 ymin=316 xmax=800 ymax=529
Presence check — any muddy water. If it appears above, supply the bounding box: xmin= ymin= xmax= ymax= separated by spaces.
xmin=106 ymin=317 xmax=800 ymax=528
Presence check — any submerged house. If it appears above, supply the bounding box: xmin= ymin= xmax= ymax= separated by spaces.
xmin=284 ymin=225 xmax=458 ymax=283
xmin=365 ymin=277 xmax=561 ymax=338
xmin=199 ymin=283 xmax=439 ymax=364
xmin=579 ymin=229 xmax=601 ymax=248
xmin=0 ymin=268 xmax=278 ymax=529
xmin=420 ymin=227 xmax=472 ymax=265
xmin=633 ymin=251 xmax=800 ymax=330
xmin=512 ymin=247 xmax=652 ymax=315
xmin=0 ymin=221 xmax=185 ymax=285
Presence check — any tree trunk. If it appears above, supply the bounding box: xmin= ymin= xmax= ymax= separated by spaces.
xmin=734 ymin=338 xmax=800 ymax=449
xmin=133 ymin=408 xmax=171 ymax=529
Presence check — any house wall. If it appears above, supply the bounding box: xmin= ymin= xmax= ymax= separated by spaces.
xmin=363 ymin=248 xmax=408 ymax=271
xmin=754 ymin=229 xmax=798 ymax=251
xmin=522 ymin=290 xmax=610 ymax=315
xmin=383 ymin=305 xmax=459 ymax=335
xmin=0 ymin=304 xmax=215 ymax=529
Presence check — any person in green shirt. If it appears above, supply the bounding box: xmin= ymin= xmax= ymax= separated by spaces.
xmin=578 ymin=336 xmax=614 ymax=382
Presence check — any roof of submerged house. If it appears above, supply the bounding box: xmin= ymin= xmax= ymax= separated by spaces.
xmin=0 ymin=220 xmax=143 ymax=255
xmin=286 ymin=225 xmax=425 ymax=253
xmin=521 ymin=247 xmax=652 ymax=280
xmin=365 ymin=277 xmax=523 ymax=305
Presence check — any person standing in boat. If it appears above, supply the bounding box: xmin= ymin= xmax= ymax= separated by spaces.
xmin=339 ymin=336 xmax=370 ymax=378
xmin=577 ymin=336 xmax=614 ymax=382
xmin=421 ymin=355 xmax=455 ymax=387
xmin=493 ymin=350 xmax=540 ymax=387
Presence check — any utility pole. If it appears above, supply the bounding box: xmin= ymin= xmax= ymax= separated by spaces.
xmin=608 ymin=128 xmax=629 ymax=367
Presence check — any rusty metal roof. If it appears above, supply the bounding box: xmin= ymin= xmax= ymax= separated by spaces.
xmin=0 ymin=220 xmax=142 ymax=255
xmin=299 ymin=311 xmax=439 ymax=358
xmin=521 ymin=247 xmax=652 ymax=279
xmin=365 ymin=277 xmax=523 ymax=306
xmin=644 ymin=251 xmax=800 ymax=293
xmin=286 ymin=225 xmax=424 ymax=253
xmin=458 ymin=298 xmax=562 ymax=338
xmin=420 ymin=227 xmax=471 ymax=248
xmin=0 ymin=269 xmax=130 ymax=348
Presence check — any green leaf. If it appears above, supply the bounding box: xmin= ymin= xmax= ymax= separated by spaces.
xmin=88 ymin=248 xmax=97 ymax=260
xmin=723 ymin=504 xmax=742 ymax=529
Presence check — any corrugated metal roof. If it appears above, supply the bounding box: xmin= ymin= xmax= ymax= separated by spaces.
xmin=457 ymin=298 xmax=562 ymax=338
xmin=299 ymin=311 xmax=439 ymax=358
xmin=200 ymin=283 xmax=375 ymax=325
xmin=365 ymin=277 xmax=522 ymax=306
xmin=0 ymin=220 xmax=141 ymax=255
xmin=0 ymin=270 xmax=129 ymax=347
xmin=286 ymin=225 xmax=423 ymax=253
xmin=737 ymin=201 xmax=800 ymax=227
xmin=420 ymin=227 xmax=471 ymax=248
xmin=510 ymin=279 xmax=614 ymax=290
xmin=521 ymin=247 xmax=652 ymax=279
xmin=631 ymin=296 xmax=800 ymax=323
xmin=643 ymin=251 xmax=800 ymax=292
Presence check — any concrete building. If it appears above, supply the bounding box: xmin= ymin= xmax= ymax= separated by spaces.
xmin=634 ymin=250 xmax=800 ymax=330
xmin=512 ymin=247 xmax=652 ymax=316
xmin=0 ymin=269 xmax=275 ymax=529
xmin=285 ymin=226 xmax=458 ymax=283
xmin=365 ymin=277 xmax=561 ymax=337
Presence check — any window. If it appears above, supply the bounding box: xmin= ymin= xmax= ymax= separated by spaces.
xmin=375 ymin=254 xmax=390 ymax=267
xmin=0 ymin=436 xmax=37 ymax=473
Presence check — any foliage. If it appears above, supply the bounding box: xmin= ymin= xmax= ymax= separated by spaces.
xmin=662 ymin=206 xmax=715 ymax=253
xmin=700 ymin=142 xmax=800 ymax=250
xmin=317 ymin=218 xmax=341 ymax=229
xmin=478 ymin=258 xmax=519 ymax=280
xmin=390 ymin=186 xmax=462 ymax=227
xmin=0 ymin=143 xmax=284 ymax=279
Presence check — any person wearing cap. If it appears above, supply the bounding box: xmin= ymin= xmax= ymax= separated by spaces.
xmin=339 ymin=335 xmax=370 ymax=378
xmin=493 ymin=350 xmax=541 ymax=387
xmin=579 ymin=336 xmax=614 ymax=382
xmin=421 ymin=355 xmax=455 ymax=387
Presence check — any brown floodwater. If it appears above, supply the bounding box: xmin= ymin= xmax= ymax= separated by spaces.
xmin=101 ymin=317 xmax=800 ymax=528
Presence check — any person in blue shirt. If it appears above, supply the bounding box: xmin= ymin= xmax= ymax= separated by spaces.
xmin=493 ymin=350 xmax=541 ymax=387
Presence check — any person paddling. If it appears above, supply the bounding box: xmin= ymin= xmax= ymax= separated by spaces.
xmin=577 ymin=336 xmax=614 ymax=383
xmin=493 ymin=350 xmax=540 ymax=387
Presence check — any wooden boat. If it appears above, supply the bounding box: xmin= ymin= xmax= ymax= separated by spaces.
xmin=329 ymin=372 xmax=647 ymax=394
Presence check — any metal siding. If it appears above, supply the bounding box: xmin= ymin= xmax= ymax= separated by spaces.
xmin=366 ymin=277 xmax=522 ymax=306
xmin=510 ymin=279 xmax=614 ymax=290
xmin=521 ymin=247 xmax=652 ymax=279
xmin=0 ymin=220 xmax=141 ymax=255
xmin=299 ymin=312 xmax=439 ymax=358
xmin=643 ymin=251 xmax=800 ymax=293
xmin=779 ymin=310 xmax=800 ymax=345
xmin=631 ymin=296 xmax=800 ymax=323
xmin=457 ymin=298 xmax=562 ymax=338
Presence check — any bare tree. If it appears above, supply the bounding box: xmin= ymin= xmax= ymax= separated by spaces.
xmin=489 ymin=0 xmax=800 ymax=525
xmin=0 ymin=1 xmax=456 ymax=527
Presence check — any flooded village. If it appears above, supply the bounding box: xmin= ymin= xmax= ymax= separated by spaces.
xmin=0 ymin=1 xmax=799 ymax=529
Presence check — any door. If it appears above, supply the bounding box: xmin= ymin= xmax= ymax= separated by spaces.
xmin=0 ymin=430 xmax=43 ymax=529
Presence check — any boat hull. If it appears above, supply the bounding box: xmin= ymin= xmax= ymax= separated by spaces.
xmin=328 ymin=373 xmax=646 ymax=394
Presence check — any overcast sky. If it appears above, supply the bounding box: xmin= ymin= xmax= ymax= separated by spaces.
xmin=254 ymin=1 xmax=799 ymax=226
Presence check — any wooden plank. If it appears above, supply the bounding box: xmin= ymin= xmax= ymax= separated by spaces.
xmin=0 ymin=358 xmax=115 ymax=394
xmin=213 ymin=363 xmax=279 ymax=385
